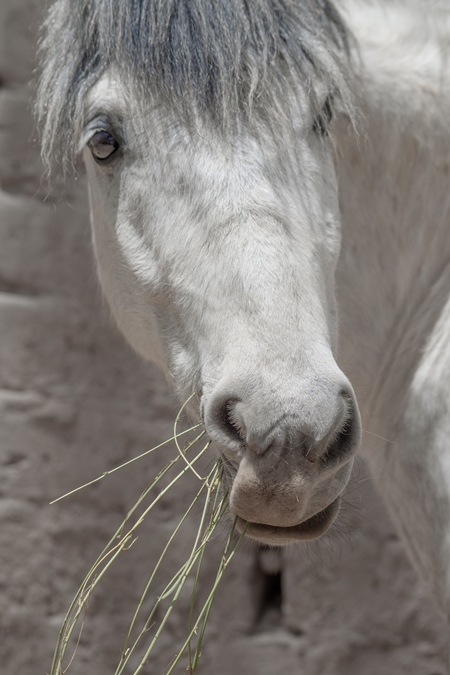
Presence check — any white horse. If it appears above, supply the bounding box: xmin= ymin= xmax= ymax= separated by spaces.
xmin=36 ymin=0 xmax=450 ymax=653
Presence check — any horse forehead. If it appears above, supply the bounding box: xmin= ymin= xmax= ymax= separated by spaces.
xmin=83 ymin=72 xmax=330 ymax=225
xmin=84 ymin=69 xmax=314 ymax=146
xmin=85 ymin=77 xmax=271 ymax=181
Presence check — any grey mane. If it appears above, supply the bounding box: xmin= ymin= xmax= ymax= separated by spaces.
xmin=36 ymin=0 xmax=354 ymax=169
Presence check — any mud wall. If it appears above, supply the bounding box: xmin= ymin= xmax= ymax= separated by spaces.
xmin=0 ymin=1 xmax=448 ymax=673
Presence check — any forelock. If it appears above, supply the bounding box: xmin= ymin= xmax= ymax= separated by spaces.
xmin=36 ymin=0 xmax=355 ymax=170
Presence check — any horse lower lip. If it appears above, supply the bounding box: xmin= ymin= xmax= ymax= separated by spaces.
xmin=235 ymin=497 xmax=341 ymax=546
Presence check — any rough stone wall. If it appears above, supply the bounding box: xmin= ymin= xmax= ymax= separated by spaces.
xmin=0 ymin=1 xmax=448 ymax=674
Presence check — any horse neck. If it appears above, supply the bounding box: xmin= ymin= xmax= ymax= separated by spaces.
xmin=335 ymin=0 xmax=450 ymax=433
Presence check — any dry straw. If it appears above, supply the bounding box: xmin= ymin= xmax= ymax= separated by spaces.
xmin=49 ymin=397 xmax=246 ymax=674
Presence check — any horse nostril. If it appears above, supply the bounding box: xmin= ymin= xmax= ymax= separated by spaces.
xmin=221 ymin=398 xmax=246 ymax=444
xmin=322 ymin=395 xmax=359 ymax=465
xmin=204 ymin=383 xmax=361 ymax=462
xmin=205 ymin=395 xmax=246 ymax=449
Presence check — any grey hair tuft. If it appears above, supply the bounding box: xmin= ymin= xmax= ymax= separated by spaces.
xmin=35 ymin=0 xmax=355 ymax=171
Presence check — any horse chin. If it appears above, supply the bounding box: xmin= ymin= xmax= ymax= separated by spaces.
xmin=234 ymin=497 xmax=341 ymax=546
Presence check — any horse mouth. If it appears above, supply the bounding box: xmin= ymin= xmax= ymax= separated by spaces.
xmin=234 ymin=497 xmax=341 ymax=546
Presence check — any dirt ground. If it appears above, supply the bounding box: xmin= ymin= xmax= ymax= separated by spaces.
xmin=0 ymin=1 xmax=448 ymax=673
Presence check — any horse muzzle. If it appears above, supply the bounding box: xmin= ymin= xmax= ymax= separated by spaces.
xmin=201 ymin=369 xmax=361 ymax=544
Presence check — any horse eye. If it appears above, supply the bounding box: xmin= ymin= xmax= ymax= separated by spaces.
xmin=88 ymin=130 xmax=120 ymax=161
xmin=312 ymin=97 xmax=334 ymax=137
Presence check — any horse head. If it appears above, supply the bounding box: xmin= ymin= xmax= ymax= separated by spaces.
xmin=38 ymin=0 xmax=362 ymax=545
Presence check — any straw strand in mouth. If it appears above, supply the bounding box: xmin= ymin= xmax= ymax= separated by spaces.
xmin=49 ymin=398 xmax=246 ymax=675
